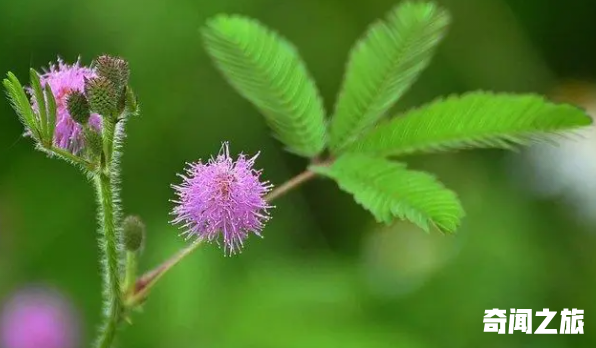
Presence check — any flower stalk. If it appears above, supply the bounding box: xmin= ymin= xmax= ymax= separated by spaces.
xmin=125 ymin=240 xmax=203 ymax=308
xmin=93 ymin=116 xmax=123 ymax=348
xmin=90 ymin=55 xmax=132 ymax=348
xmin=123 ymin=251 xmax=137 ymax=296
xmin=94 ymin=171 xmax=123 ymax=348
xmin=125 ymin=165 xmax=323 ymax=307
xmin=122 ymin=215 xmax=145 ymax=299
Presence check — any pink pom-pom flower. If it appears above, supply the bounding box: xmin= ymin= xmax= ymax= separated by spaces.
xmin=0 ymin=287 xmax=79 ymax=348
xmin=172 ymin=142 xmax=273 ymax=255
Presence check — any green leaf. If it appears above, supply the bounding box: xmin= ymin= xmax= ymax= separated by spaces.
xmin=202 ymin=15 xmax=327 ymax=158
xmin=3 ymin=72 xmax=41 ymax=140
xmin=30 ymin=69 xmax=48 ymax=142
xmin=45 ymin=83 xmax=57 ymax=142
xmin=124 ymin=86 xmax=139 ymax=116
xmin=311 ymin=154 xmax=463 ymax=233
xmin=329 ymin=1 xmax=450 ymax=152
xmin=347 ymin=92 xmax=593 ymax=157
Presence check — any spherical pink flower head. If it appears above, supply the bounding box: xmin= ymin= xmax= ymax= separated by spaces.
xmin=172 ymin=142 xmax=274 ymax=255
xmin=29 ymin=57 xmax=101 ymax=154
xmin=0 ymin=287 xmax=79 ymax=348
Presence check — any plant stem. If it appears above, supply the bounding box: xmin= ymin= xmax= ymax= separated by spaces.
xmin=94 ymin=172 xmax=122 ymax=348
xmin=94 ymin=117 xmax=122 ymax=348
xmin=264 ymin=169 xmax=317 ymax=201
xmin=102 ymin=119 xmax=116 ymax=166
xmin=125 ymin=240 xmax=203 ymax=307
xmin=45 ymin=146 xmax=96 ymax=171
xmin=127 ymin=168 xmax=320 ymax=305
xmin=123 ymin=251 xmax=137 ymax=295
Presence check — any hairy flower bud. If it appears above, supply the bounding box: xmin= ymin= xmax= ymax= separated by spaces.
xmin=94 ymin=55 xmax=130 ymax=93
xmin=66 ymin=91 xmax=90 ymax=124
xmin=84 ymin=77 xmax=117 ymax=117
xmin=122 ymin=215 xmax=145 ymax=252
xmin=83 ymin=128 xmax=102 ymax=158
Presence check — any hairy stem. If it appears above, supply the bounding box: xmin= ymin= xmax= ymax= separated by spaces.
xmin=101 ymin=119 xmax=116 ymax=172
xmin=127 ymin=167 xmax=320 ymax=306
xmin=94 ymin=172 xmax=122 ymax=348
xmin=94 ymin=117 xmax=122 ymax=348
xmin=43 ymin=145 xmax=97 ymax=171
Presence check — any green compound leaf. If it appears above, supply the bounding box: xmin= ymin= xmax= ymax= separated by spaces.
xmin=311 ymin=154 xmax=464 ymax=233
xmin=202 ymin=15 xmax=327 ymax=158
xmin=329 ymin=1 xmax=450 ymax=153
xmin=3 ymin=72 xmax=41 ymax=141
xmin=347 ymin=92 xmax=593 ymax=157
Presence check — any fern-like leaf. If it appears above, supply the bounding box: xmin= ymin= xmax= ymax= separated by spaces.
xmin=202 ymin=15 xmax=327 ymax=158
xmin=3 ymin=72 xmax=41 ymax=141
xmin=329 ymin=1 xmax=450 ymax=152
xmin=311 ymin=154 xmax=464 ymax=233
xmin=30 ymin=69 xmax=49 ymax=142
xmin=347 ymin=92 xmax=592 ymax=157
xmin=45 ymin=84 xmax=57 ymax=142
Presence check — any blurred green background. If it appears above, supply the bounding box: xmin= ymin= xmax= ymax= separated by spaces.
xmin=1 ymin=0 xmax=596 ymax=347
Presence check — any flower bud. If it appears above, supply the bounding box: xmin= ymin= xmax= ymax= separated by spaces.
xmin=94 ymin=55 xmax=130 ymax=93
xmin=83 ymin=127 xmax=103 ymax=158
xmin=66 ymin=91 xmax=91 ymax=124
xmin=122 ymin=215 xmax=145 ymax=252
xmin=84 ymin=77 xmax=117 ymax=117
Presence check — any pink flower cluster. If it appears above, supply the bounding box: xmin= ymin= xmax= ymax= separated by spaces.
xmin=30 ymin=58 xmax=101 ymax=154
xmin=172 ymin=142 xmax=273 ymax=255
xmin=0 ymin=287 xmax=79 ymax=348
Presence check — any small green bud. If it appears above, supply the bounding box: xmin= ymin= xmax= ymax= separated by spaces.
xmin=84 ymin=127 xmax=103 ymax=158
xmin=95 ymin=55 xmax=130 ymax=93
xmin=122 ymin=215 xmax=145 ymax=252
xmin=66 ymin=91 xmax=91 ymax=124
xmin=84 ymin=76 xmax=117 ymax=117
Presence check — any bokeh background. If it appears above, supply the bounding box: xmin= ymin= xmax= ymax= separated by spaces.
xmin=1 ymin=0 xmax=596 ymax=347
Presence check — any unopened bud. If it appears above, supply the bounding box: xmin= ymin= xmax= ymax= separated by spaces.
xmin=122 ymin=215 xmax=145 ymax=252
xmin=95 ymin=55 xmax=130 ymax=93
xmin=84 ymin=128 xmax=103 ymax=158
xmin=66 ymin=91 xmax=91 ymax=124
xmin=84 ymin=77 xmax=117 ymax=117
